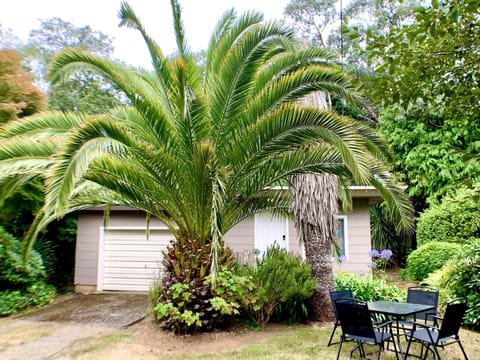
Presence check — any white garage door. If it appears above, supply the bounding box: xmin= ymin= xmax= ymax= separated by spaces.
xmin=99 ymin=228 xmax=173 ymax=292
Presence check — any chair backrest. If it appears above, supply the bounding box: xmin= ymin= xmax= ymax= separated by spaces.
xmin=437 ymin=299 xmax=467 ymax=341
xmin=407 ymin=286 xmax=439 ymax=321
xmin=329 ymin=288 xmax=353 ymax=320
xmin=335 ymin=299 xmax=376 ymax=340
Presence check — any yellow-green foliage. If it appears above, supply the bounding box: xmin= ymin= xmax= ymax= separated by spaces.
xmin=417 ymin=186 xmax=480 ymax=246
xmin=402 ymin=241 xmax=461 ymax=281
xmin=335 ymin=272 xmax=404 ymax=302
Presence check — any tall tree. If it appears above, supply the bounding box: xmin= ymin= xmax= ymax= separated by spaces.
xmin=0 ymin=50 xmax=46 ymax=123
xmin=358 ymin=0 xmax=480 ymax=211
xmin=0 ymin=0 xmax=412 ymax=329
xmin=23 ymin=18 xmax=122 ymax=113
xmin=284 ymin=0 xmax=338 ymax=47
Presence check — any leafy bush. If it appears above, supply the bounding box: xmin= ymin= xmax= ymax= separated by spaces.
xmin=441 ymin=239 xmax=480 ymax=330
xmin=402 ymin=241 xmax=461 ymax=281
xmin=416 ymin=186 xmax=480 ymax=246
xmin=335 ymin=272 xmax=404 ymax=302
xmin=0 ymin=283 xmax=56 ymax=315
xmin=423 ymin=260 xmax=456 ymax=314
xmin=237 ymin=245 xmax=316 ymax=327
xmin=151 ymin=236 xmax=236 ymax=334
xmin=0 ymin=183 xmax=77 ymax=288
xmin=0 ymin=227 xmax=56 ymax=315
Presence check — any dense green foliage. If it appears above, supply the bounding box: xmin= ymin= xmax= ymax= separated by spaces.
xmin=0 ymin=227 xmax=55 ymax=315
xmin=238 ymin=246 xmax=316 ymax=327
xmin=416 ymin=186 xmax=480 ymax=246
xmin=425 ymin=240 xmax=480 ymax=330
xmin=364 ymin=1 xmax=480 ymax=212
xmin=402 ymin=241 xmax=461 ymax=282
xmin=363 ymin=0 xmax=480 ymax=120
xmin=440 ymin=240 xmax=480 ymax=330
xmin=379 ymin=109 xmax=480 ymax=210
xmin=335 ymin=272 xmax=404 ymax=302
xmin=0 ymin=183 xmax=77 ymax=287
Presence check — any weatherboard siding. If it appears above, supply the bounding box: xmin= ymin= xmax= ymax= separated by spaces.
xmin=75 ymin=199 xmax=373 ymax=292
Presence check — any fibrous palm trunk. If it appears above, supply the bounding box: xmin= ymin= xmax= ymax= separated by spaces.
xmin=290 ymin=173 xmax=338 ymax=322
xmin=291 ymin=91 xmax=337 ymax=322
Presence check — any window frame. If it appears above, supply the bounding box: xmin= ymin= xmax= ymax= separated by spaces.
xmin=335 ymin=215 xmax=348 ymax=260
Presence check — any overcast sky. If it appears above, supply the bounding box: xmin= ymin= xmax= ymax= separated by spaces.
xmin=1 ymin=0 xmax=291 ymax=68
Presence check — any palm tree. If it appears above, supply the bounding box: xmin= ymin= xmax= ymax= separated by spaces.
xmin=0 ymin=0 xmax=412 ymax=330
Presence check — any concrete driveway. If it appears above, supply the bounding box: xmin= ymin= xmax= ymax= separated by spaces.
xmin=0 ymin=293 xmax=149 ymax=360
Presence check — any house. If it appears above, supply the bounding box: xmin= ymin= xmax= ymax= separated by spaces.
xmin=74 ymin=186 xmax=381 ymax=293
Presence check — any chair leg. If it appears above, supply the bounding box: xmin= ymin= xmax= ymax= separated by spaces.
xmin=360 ymin=343 xmax=366 ymax=359
xmin=336 ymin=338 xmax=343 ymax=360
xmin=350 ymin=342 xmax=365 ymax=359
xmin=328 ymin=323 xmax=339 ymax=346
xmin=457 ymin=340 xmax=469 ymax=360
xmin=376 ymin=344 xmax=382 ymax=360
xmin=432 ymin=345 xmax=442 ymax=360
xmin=405 ymin=334 xmax=413 ymax=358
xmin=390 ymin=334 xmax=399 ymax=360
xmin=422 ymin=344 xmax=429 ymax=360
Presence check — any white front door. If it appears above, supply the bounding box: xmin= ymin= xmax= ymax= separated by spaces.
xmin=254 ymin=212 xmax=288 ymax=258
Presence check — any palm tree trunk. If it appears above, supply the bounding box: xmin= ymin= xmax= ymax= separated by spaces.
xmin=290 ymin=173 xmax=337 ymax=322
xmin=291 ymin=91 xmax=337 ymax=322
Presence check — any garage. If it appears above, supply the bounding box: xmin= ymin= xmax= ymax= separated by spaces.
xmin=97 ymin=228 xmax=173 ymax=292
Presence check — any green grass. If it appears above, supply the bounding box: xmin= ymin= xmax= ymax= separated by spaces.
xmin=159 ymin=324 xmax=479 ymax=360
xmin=157 ymin=325 xmax=403 ymax=360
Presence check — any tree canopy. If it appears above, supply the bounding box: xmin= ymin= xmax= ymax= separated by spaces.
xmin=23 ymin=18 xmax=122 ymax=114
xmin=0 ymin=50 xmax=46 ymax=124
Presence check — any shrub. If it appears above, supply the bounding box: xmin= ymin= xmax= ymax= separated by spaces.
xmin=237 ymin=245 xmax=316 ymax=327
xmin=442 ymin=239 xmax=480 ymax=330
xmin=0 ymin=227 xmax=56 ymax=315
xmin=416 ymin=186 xmax=480 ymax=246
xmin=335 ymin=272 xmax=404 ymax=302
xmin=402 ymin=241 xmax=461 ymax=281
xmin=424 ymin=260 xmax=456 ymax=314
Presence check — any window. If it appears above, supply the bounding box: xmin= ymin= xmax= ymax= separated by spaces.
xmin=335 ymin=216 xmax=347 ymax=259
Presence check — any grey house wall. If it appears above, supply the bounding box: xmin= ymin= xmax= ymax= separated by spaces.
xmin=74 ymin=198 xmax=374 ymax=293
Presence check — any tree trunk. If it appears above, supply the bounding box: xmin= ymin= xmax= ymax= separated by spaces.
xmin=291 ymin=91 xmax=338 ymax=322
xmin=291 ymin=173 xmax=338 ymax=322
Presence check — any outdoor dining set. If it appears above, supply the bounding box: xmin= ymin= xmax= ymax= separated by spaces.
xmin=328 ymin=286 xmax=469 ymax=360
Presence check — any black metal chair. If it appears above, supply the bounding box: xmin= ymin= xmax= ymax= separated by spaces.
xmin=405 ymin=298 xmax=469 ymax=360
xmin=407 ymin=286 xmax=439 ymax=323
xmin=398 ymin=286 xmax=440 ymax=340
xmin=335 ymin=298 xmax=399 ymax=360
xmin=327 ymin=288 xmax=353 ymax=346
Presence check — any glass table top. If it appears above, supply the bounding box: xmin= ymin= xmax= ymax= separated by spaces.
xmin=368 ymin=300 xmax=435 ymax=317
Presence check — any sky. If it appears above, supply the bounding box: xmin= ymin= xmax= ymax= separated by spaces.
xmin=1 ymin=0 xmax=291 ymax=68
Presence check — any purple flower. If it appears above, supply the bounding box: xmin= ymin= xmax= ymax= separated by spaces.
xmin=371 ymin=261 xmax=378 ymax=269
xmin=369 ymin=249 xmax=381 ymax=258
xmin=380 ymin=249 xmax=393 ymax=260
xmin=337 ymin=255 xmax=347 ymax=262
